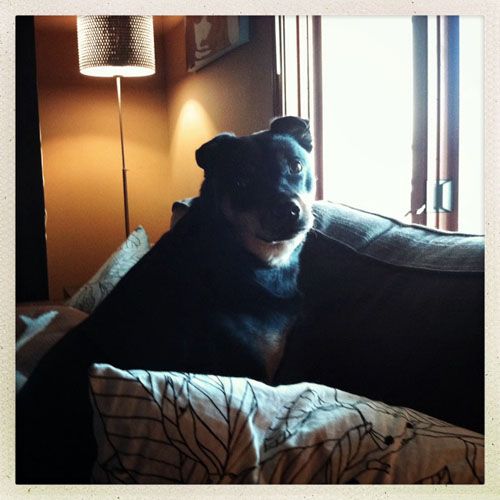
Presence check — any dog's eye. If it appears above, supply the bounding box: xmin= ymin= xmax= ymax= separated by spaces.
xmin=289 ymin=160 xmax=303 ymax=174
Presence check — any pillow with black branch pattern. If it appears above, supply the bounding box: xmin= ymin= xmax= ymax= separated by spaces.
xmin=66 ymin=226 xmax=150 ymax=313
xmin=89 ymin=363 xmax=484 ymax=484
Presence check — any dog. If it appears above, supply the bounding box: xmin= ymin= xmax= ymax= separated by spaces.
xmin=16 ymin=116 xmax=316 ymax=483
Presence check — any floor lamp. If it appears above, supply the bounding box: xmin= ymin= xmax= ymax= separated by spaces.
xmin=77 ymin=16 xmax=156 ymax=237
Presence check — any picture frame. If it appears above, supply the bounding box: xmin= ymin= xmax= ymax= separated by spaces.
xmin=186 ymin=16 xmax=250 ymax=72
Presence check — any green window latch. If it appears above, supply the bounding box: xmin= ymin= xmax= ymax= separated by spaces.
xmin=426 ymin=179 xmax=454 ymax=213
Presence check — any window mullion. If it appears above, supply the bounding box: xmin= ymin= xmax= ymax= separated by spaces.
xmin=411 ymin=16 xmax=429 ymax=226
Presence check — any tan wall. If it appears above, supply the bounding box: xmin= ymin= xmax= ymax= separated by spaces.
xmin=34 ymin=16 xmax=275 ymax=300
xmin=160 ymin=16 xmax=276 ymax=213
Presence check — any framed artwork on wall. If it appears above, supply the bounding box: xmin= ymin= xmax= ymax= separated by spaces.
xmin=186 ymin=16 xmax=250 ymax=72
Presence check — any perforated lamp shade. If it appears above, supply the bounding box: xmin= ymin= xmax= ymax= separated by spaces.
xmin=77 ymin=16 xmax=155 ymax=77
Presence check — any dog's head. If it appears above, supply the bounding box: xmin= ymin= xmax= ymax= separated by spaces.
xmin=196 ymin=116 xmax=316 ymax=266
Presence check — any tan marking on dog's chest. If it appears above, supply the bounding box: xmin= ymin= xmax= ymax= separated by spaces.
xmin=258 ymin=326 xmax=291 ymax=382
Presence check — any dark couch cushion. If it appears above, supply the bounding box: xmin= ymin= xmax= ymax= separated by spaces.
xmin=277 ymin=201 xmax=484 ymax=433
xmin=173 ymin=198 xmax=484 ymax=432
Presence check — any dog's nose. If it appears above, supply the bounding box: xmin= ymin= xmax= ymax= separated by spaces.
xmin=272 ymin=200 xmax=301 ymax=222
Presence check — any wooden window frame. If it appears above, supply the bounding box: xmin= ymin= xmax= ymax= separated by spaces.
xmin=276 ymin=15 xmax=461 ymax=229
xmin=274 ymin=16 xmax=323 ymax=200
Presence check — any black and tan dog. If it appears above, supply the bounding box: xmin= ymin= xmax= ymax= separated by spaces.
xmin=17 ymin=116 xmax=316 ymax=483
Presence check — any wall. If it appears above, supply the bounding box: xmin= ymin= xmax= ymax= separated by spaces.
xmin=34 ymin=16 xmax=276 ymax=300
xmin=160 ymin=16 xmax=277 ymax=213
xmin=35 ymin=16 xmax=171 ymax=300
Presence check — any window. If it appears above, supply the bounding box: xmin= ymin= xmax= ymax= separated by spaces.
xmin=321 ymin=17 xmax=413 ymax=223
xmin=458 ymin=17 xmax=484 ymax=234
xmin=276 ymin=16 xmax=484 ymax=234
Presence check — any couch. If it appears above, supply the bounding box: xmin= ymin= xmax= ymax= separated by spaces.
xmin=16 ymin=200 xmax=484 ymax=484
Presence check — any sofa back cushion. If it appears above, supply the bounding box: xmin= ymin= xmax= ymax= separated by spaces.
xmin=276 ymin=201 xmax=484 ymax=433
xmin=172 ymin=198 xmax=484 ymax=433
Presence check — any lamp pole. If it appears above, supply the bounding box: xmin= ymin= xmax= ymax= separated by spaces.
xmin=115 ymin=75 xmax=130 ymax=238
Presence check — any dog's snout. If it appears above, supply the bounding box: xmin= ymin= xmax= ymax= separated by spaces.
xmin=260 ymin=193 xmax=312 ymax=243
xmin=272 ymin=200 xmax=301 ymax=222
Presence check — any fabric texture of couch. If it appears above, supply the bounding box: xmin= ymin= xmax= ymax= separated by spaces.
xmin=173 ymin=199 xmax=484 ymax=433
xmin=279 ymin=201 xmax=484 ymax=434
xmin=17 ymin=199 xmax=484 ymax=484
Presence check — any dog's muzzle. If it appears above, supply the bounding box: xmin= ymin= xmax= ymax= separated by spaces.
xmin=260 ymin=196 xmax=312 ymax=242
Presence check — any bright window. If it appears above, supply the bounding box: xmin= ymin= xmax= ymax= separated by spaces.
xmin=278 ymin=16 xmax=484 ymax=234
xmin=458 ymin=17 xmax=484 ymax=234
xmin=321 ymin=17 xmax=414 ymax=222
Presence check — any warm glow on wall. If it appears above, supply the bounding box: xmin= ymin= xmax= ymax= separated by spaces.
xmin=168 ymin=99 xmax=218 ymax=197
xmin=177 ymin=99 xmax=217 ymax=130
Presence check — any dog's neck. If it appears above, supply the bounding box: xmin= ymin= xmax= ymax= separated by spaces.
xmin=195 ymin=200 xmax=302 ymax=300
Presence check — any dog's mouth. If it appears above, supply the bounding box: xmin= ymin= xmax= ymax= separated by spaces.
xmin=257 ymin=237 xmax=286 ymax=245
xmin=256 ymin=195 xmax=313 ymax=244
xmin=255 ymin=223 xmax=310 ymax=244
xmin=221 ymin=195 xmax=314 ymax=266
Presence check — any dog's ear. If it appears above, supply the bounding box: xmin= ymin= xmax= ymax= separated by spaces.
xmin=270 ymin=116 xmax=313 ymax=152
xmin=195 ymin=133 xmax=236 ymax=172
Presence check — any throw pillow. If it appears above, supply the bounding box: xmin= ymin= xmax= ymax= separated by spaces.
xmin=66 ymin=226 xmax=150 ymax=313
xmin=89 ymin=363 xmax=484 ymax=484
xmin=16 ymin=305 xmax=88 ymax=392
